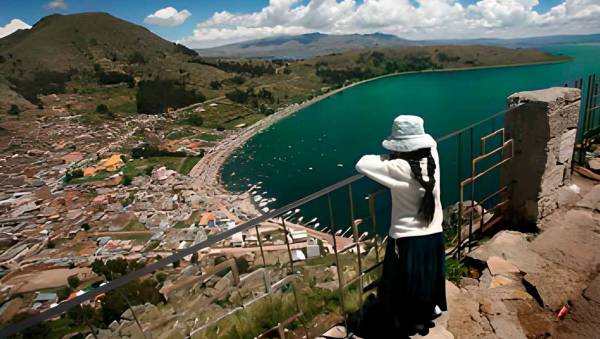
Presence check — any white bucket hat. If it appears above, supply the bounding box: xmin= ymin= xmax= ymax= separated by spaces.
xmin=382 ymin=115 xmax=437 ymax=152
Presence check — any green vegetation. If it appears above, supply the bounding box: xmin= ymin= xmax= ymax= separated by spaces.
xmin=196 ymin=133 xmax=223 ymax=142
xmin=8 ymin=104 xmax=20 ymax=115
xmin=91 ymin=258 xmax=164 ymax=325
xmin=190 ymin=58 xmax=276 ymax=77
xmin=128 ymin=51 xmax=146 ymax=64
xmin=8 ymin=70 xmax=74 ymax=104
xmin=180 ymin=111 xmax=204 ymax=127
xmin=130 ymin=143 xmax=185 ymax=159
xmin=136 ymin=80 xmax=205 ymax=114
xmin=96 ymin=70 xmax=134 ymax=87
xmin=122 ymin=155 xmax=202 ymax=177
xmin=66 ymin=171 xmax=111 ymax=185
xmin=67 ymin=275 xmax=80 ymax=289
xmin=166 ymin=130 xmax=195 ymax=140
xmin=446 ymin=258 xmax=468 ymax=284
xmin=179 ymin=156 xmax=202 ymax=175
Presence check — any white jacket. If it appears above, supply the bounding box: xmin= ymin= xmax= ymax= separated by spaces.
xmin=355 ymin=147 xmax=443 ymax=239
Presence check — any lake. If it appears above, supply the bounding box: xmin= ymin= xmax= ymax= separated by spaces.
xmin=221 ymin=44 xmax=600 ymax=231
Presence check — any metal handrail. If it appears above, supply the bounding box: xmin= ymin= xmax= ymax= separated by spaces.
xmin=0 ymin=105 xmax=520 ymax=337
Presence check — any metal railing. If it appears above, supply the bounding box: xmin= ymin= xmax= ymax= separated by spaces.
xmin=0 ymin=98 xmax=565 ymax=338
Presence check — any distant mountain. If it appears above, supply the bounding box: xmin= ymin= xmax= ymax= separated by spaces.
xmin=420 ymin=33 xmax=600 ymax=49
xmin=0 ymin=12 xmax=197 ymax=77
xmin=197 ymin=32 xmax=600 ymax=59
xmin=196 ymin=32 xmax=416 ymax=59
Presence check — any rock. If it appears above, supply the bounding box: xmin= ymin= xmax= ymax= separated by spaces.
xmin=458 ymin=277 xmax=479 ymax=290
xmin=467 ymin=231 xmax=543 ymax=274
xmin=181 ymin=264 xmax=198 ymax=276
xmin=11 ymin=201 xmax=39 ymax=217
xmin=556 ymin=184 xmax=581 ymax=207
xmin=446 ymin=290 xmax=494 ymax=338
xmin=531 ymin=209 xmax=600 ymax=275
xmin=214 ymin=274 xmax=232 ymax=292
xmin=588 ymin=158 xmax=600 ymax=171
xmin=109 ymin=320 xmax=119 ymax=331
xmin=583 ymin=274 xmax=600 ymax=303
xmin=479 ymin=268 xmax=493 ymax=289
xmin=523 ymin=265 xmax=585 ymax=311
xmin=320 ymin=325 xmax=347 ymax=338
xmin=487 ymin=256 xmax=520 ymax=276
xmin=489 ymin=317 xmax=527 ymax=339
xmin=490 ymin=276 xmax=515 ymax=289
xmin=575 ymin=185 xmax=600 ymax=210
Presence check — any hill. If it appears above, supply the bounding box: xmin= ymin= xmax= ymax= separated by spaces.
xmin=421 ymin=33 xmax=600 ymax=49
xmin=0 ymin=12 xmax=199 ymax=76
xmin=0 ymin=12 xmax=569 ymax=128
xmin=196 ymin=32 xmax=415 ymax=59
xmin=197 ymin=32 xmax=600 ymax=59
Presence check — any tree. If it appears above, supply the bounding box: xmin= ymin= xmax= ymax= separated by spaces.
xmin=230 ymin=75 xmax=246 ymax=85
xmin=210 ymin=80 xmax=222 ymax=90
xmin=67 ymin=274 xmax=80 ymax=289
xmin=96 ymin=104 xmax=109 ymax=114
xmin=8 ymin=104 xmax=20 ymax=115
xmin=186 ymin=112 xmax=204 ymax=127
xmin=190 ymin=252 xmax=198 ymax=265
xmin=136 ymin=80 xmax=205 ymax=114
xmin=225 ymin=88 xmax=249 ymax=103
xmin=128 ymin=51 xmax=146 ymax=64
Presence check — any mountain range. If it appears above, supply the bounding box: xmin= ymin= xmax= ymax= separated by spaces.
xmin=196 ymin=32 xmax=600 ymax=59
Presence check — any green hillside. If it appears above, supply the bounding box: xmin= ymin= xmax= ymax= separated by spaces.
xmin=0 ymin=12 xmax=568 ymax=125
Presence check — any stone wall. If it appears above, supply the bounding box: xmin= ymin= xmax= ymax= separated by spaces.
xmin=502 ymin=87 xmax=581 ymax=226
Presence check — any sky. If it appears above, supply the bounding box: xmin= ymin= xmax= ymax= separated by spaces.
xmin=1 ymin=0 xmax=599 ymax=48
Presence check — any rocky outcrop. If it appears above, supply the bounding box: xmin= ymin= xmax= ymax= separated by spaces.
xmin=503 ymin=87 xmax=581 ymax=226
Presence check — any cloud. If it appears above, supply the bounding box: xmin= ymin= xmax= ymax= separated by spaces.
xmin=0 ymin=19 xmax=31 ymax=39
xmin=47 ymin=0 xmax=68 ymax=10
xmin=181 ymin=0 xmax=600 ymax=48
xmin=145 ymin=7 xmax=191 ymax=27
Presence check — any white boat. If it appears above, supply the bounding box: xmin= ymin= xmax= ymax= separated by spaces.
xmin=253 ymin=195 xmax=262 ymax=202
xmin=305 ymin=217 xmax=318 ymax=225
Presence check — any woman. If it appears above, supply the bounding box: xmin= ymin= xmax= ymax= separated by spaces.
xmin=355 ymin=115 xmax=446 ymax=336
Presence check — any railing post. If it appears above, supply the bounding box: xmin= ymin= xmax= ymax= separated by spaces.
xmin=327 ymin=193 xmax=347 ymax=326
xmin=280 ymin=217 xmax=295 ymax=273
xmin=348 ymin=184 xmax=365 ymax=323
xmin=457 ymin=132 xmax=463 ymax=260
xmin=255 ymin=224 xmax=267 ymax=267
xmin=368 ymin=193 xmax=380 ymax=264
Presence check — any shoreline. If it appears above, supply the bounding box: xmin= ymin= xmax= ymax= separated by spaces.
xmin=188 ymin=56 xmax=571 ymax=214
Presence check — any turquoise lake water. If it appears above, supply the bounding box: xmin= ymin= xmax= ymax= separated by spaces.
xmin=222 ymin=44 xmax=600 ymax=231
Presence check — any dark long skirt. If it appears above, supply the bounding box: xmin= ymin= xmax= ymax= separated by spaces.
xmin=376 ymin=232 xmax=447 ymax=334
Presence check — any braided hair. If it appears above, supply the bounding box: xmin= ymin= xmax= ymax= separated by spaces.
xmin=390 ymin=148 xmax=436 ymax=223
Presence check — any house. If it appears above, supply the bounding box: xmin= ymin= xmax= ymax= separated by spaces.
xmin=306 ymin=237 xmax=320 ymax=259
xmin=32 ymin=292 xmax=58 ymax=310
xmin=291 ymin=249 xmax=306 ymax=261
xmin=199 ymin=212 xmax=216 ymax=228
xmin=231 ymin=233 xmax=244 ymax=247
xmin=289 ymin=230 xmax=308 ymax=243
xmin=245 ymin=234 xmax=259 ymax=246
